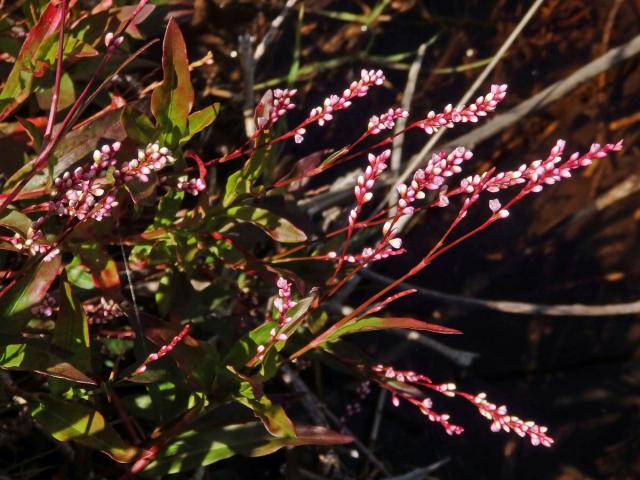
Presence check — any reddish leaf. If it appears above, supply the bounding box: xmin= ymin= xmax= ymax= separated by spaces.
xmin=76 ymin=242 xmax=122 ymax=298
xmin=0 ymin=256 xmax=61 ymax=334
xmin=286 ymin=150 xmax=326 ymax=192
xmin=151 ymin=18 xmax=194 ymax=147
xmin=0 ymin=342 xmax=96 ymax=385
xmin=323 ymin=316 xmax=461 ymax=343
xmin=226 ymin=206 xmax=307 ymax=243
xmin=294 ymin=425 xmax=353 ymax=445
xmin=0 ymin=2 xmax=63 ymax=120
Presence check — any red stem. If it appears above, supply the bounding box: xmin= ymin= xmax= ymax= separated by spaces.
xmin=43 ymin=0 xmax=68 ymax=142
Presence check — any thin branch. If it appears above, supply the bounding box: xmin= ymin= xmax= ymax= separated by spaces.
xmin=359 ymin=269 xmax=640 ymax=317
xmin=389 ymin=40 xmax=431 ymax=175
xmin=239 ymin=33 xmax=256 ymax=138
xmin=253 ymin=0 xmax=299 ymax=63
xmin=301 ymin=32 xmax=640 ymax=215
xmin=388 ymin=0 xmax=546 ymax=226
xmin=281 ymin=365 xmax=391 ymax=476
xmin=380 ymin=458 xmax=450 ymax=480
xmin=436 ymin=32 xmax=640 ymax=154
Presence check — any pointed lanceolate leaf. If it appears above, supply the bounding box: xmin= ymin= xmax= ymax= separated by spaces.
xmin=237 ymin=395 xmax=296 ymax=439
xmin=53 ymin=280 xmax=91 ymax=372
xmin=0 ymin=342 xmax=96 ymax=385
xmin=0 ymin=210 xmax=32 ymax=237
xmin=31 ymin=395 xmax=138 ymax=463
xmin=226 ymin=206 xmax=307 ymax=243
xmin=0 ymin=2 xmax=63 ymax=120
xmin=180 ymin=103 xmax=220 ymax=145
xmin=0 ymin=255 xmax=61 ymax=334
xmin=143 ymin=422 xmax=352 ymax=475
xmin=323 ymin=316 xmax=461 ymax=343
xmin=151 ymin=18 xmax=194 ymax=147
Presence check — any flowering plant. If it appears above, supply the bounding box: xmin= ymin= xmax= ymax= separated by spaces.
xmin=0 ymin=1 xmax=623 ymax=477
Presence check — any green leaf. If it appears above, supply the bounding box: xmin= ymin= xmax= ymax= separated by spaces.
xmin=225 ymin=295 xmax=314 ymax=372
xmin=121 ymin=107 xmax=157 ymax=145
xmin=151 ymin=18 xmax=194 ymax=147
xmin=31 ymin=395 xmax=138 ymax=462
xmin=0 ymin=255 xmax=61 ymax=334
xmin=0 ymin=209 xmax=32 ymax=237
xmin=53 ymin=280 xmax=91 ymax=372
xmin=223 ymin=132 xmax=271 ymax=207
xmin=75 ymin=242 xmax=121 ymax=296
xmin=17 ymin=117 xmax=44 ymax=152
xmin=144 ymin=422 xmax=352 ymax=475
xmin=180 ymin=103 xmax=220 ymax=146
xmin=226 ymin=206 xmax=306 ymax=243
xmin=323 ymin=316 xmax=462 ymax=343
xmin=236 ymin=395 xmax=296 ymax=438
xmin=35 ymin=71 xmax=76 ymax=111
xmin=0 ymin=342 xmax=96 ymax=385
xmin=225 ymin=322 xmax=277 ymax=368
xmin=65 ymin=255 xmax=95 ymax=290
xmin=152 ymin=189 xmax=184 ymax=227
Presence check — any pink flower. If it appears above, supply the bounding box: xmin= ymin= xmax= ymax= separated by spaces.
xmin=308 ymin=69 xmax=385 ymax=127
xmin=368 ymin=108 xmax=408 ymax=134
xmin=419 ymin=84 xmax=508 ymax=135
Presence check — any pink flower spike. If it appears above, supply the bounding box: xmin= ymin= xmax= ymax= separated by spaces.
xmin=308 ymin=69 xmax=386 ymax=127
xmin=349 ymin=150 xmax=391 ymax=226
xmin=420 ymin=84 xmax=507 ymax=135
xmin=133 ymin=324 xmax=191 ymax=375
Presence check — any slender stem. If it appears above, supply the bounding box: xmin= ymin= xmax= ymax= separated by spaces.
xmin=290 ymin=195 xmax=511 ymax=359
xmin=43 ymin=0 xmax=68 ymax=142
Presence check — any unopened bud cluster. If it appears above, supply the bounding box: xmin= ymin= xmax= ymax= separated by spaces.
xmin=104 ymin=31 xmax=124 ymax=50
xmin=350 ymin=150 xmax=391 ymax=225
xmin=256 ymin=277 xmax=297 ymax=358
xmin=295 ymin=69 xmax=385 ymax=143
xmin=341 ymin=381 xmax=371 ymax=422
xmin=461 ymin=392 xmax=553 ymax=447
xmin=268 ymin=89 xmax=297 ymax=127
xmin=50 ymin=142 xmax=120 ymax=221
xmin=84 ymin=297 xmax=123 ymax=325
xmin=49 ymin=141 xmax=178 ymax=223
xmin=176 ymin=176 xmax=206 ymax=195
xmin=11 ymin=218 xmax=59 ymax=262
xmin=134 ymin=324 xmax=191 ymax=375
xmin=31 ymin=293 xmax=57 ymax=318
xmin=115 ymin=141 xmax=176 ymax=183
xmin=419 ymin=84 xmax=508 ymax=135
xmin=398 ymin=147 xmax=474 ymax=216
xmin=368 ymin=108 xmax=408 ymax=134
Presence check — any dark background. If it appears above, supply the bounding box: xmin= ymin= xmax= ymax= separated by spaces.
xmin=178 ymin=1 xmax=640 ymax=478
